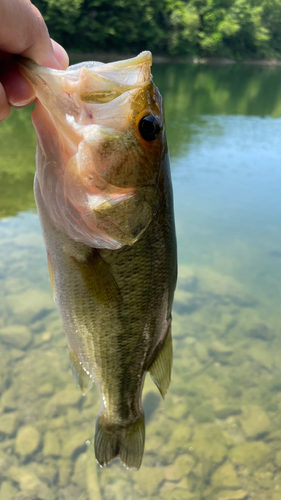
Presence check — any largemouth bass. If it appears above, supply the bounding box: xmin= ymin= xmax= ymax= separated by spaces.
xmin=19 ymin=52 xmax=177 ymax=470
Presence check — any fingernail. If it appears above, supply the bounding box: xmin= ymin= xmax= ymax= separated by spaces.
xmin=9 ymin=96 xmax=35 ymax=107
xmin=51 ymin=40 xmax=69 ymax=70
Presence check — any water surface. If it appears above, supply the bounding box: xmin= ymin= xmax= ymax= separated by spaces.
xmin=0 ymin=63 xmax=281 ymax=500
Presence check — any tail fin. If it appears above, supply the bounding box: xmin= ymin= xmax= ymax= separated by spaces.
xmin=95 ymin=413 xmax=145 ymax=470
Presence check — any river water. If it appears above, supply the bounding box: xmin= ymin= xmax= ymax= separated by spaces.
xmin=0 ymin=62 xmax=281 ymax=500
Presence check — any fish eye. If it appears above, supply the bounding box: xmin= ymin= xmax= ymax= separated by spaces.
xmin=138 ymin=115 xmax=161 ymax=142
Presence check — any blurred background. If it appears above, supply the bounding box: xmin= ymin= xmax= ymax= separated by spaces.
xmin=34 ymin=0 xmax=281 ymax=61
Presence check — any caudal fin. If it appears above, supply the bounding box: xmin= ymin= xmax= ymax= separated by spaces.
xmin=95 ymin=413 xmax=145 ymax=470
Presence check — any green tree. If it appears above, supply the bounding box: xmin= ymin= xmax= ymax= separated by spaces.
xmin=33 ymin=0 xmax=281 ymax=59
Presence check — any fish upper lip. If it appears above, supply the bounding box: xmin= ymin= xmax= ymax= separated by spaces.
xmin=18 ymin=51 xmax=152 ymax=88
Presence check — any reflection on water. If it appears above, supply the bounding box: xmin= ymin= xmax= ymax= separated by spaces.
xmin=1 ymin=63 xmax=281 ymax=499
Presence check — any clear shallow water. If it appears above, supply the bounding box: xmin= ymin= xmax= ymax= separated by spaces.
xmin=0 ymin=63 xmax=281 ymax=500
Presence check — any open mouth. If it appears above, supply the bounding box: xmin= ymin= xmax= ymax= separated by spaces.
xmin=19 ymin=51 xmax=153 ymax=130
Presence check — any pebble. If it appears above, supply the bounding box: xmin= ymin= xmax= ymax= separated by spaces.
xmin=0 ymin=325 xmax=32 ymax=349
xmin=275 ymin=450 xmax=281 ymax=468
xmin=72 ymin=452 xmax=87 ymax=488
xmin=43 ymin=430 xmax=61 ymax=457
xmin=229 ymin=441 xmax=271 ymax=468
xmin=58 ymin=458 xmax=72 ymax=487
xmin=15 ymin=426 xmax=40 ymax=457
xmin=164 ymin=453 xmax=194 ymax=481
xmin=218 ymin=490 xmax=248 ymax=500
xmin=240 ymin=405 xmax=271 ymax=438
xmin=6 ymin=290 xmax=55 ymax=324
xmin=8 ymin=465 xmax=52 ymax=499
xmin=0 ymin=480 xmax=18 ymax=500
xmin=0 ymin=412 xmax=18 ymax=436
xmin=44 ymin=385 xmax=82 ymax=417
xmin=212 ymin=461 xmax=239 ymax=488
xmin=60 ymin=430 xmax=89 ymax=458
xmin=134 ymin=465 xmax=165 ymax=496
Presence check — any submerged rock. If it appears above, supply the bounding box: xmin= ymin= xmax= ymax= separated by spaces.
xmin=275 ymin=450 xmax=281 ymax=468
xmin=164 ymin=453 xmax=194 ymax=481
xmin=6 ymin=290 xmax=55 ymax=324
xmin=211 ymin=461 xmax=239 ymax=488
xmin=165 ymin=424 xmax=192 ymax=457
xmin=209 ymin=341 xmax=233 ymax=363
xmin=160 ymin=488 xmax=195 ymax=500
xmin=38 ymin=383 xmax=54 ymax=397
xmin=192 ymin=424 xmax=228 ymax=465
xmin=0 ymin=325 xmax=32 ymax=349
xmin=60 ymin=430 xmax=89 ymax=458
xmin=246 ymin=322 xmax=275 ymax=341
xmin=173 ymin=290 xmax=200 ymax=315
xmin=217 ymin=490 xmax=248 ymax=500
xmin=0 ymin=480 xmax=18 ymax=500
xmin=33 ymin=463 xmax=57 ymax=485
xmin=177 ymin=266 xmax=198 ymax=293
xmin=248 ymin=345 xmax=273 ymax=370
xmin=15 ymin=426 xmax=40 ymax=457
xmin=240 ymin=405 xmax=271 ymax=439
xmin=192 ymin=403 xmax=215 ymax=423
xmin=0 ymin=411 xmax=18 ymax=436
xmin=8 ymin=465 xmax=53 ymax=499
xmin=58 ymin=458 xmax=72 ymax=487
xmin=229 ymin=441 xmax=271 ymax=468
xmin=72 ymin=452 xmax=87 ymax=488
xmin=213 ymin=403 xmax=241 ymax=420
xmin=134 ymin=465 xmax=165 ymax=496
xmin=43 ymin=431 xmax=61 ymax=457
xmin=44 ymin=385 xmax=82 ymax=417
xmin=195 ymin=342 xmax=209 ymax=363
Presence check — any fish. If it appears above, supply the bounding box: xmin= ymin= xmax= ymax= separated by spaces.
xmin=19 ymin=51 xmax=177 ymax=470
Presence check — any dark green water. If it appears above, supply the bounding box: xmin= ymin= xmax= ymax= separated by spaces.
xmin=0 ymin=63 xmax=281 ymax=500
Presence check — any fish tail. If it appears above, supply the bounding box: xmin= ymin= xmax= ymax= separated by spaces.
xmin=95 ymin=412 xmax=145 ymax=470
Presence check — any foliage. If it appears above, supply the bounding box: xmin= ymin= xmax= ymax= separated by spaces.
xmin=29 ymin=0 xmax=281 ymax=59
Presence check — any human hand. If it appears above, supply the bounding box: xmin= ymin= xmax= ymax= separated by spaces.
xmin=0 ymin=0 xmax=69 ymax=121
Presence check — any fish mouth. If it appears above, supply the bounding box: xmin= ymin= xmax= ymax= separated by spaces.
xmin=19 ymin=51 xmax=153 ymax=132
xmin=66 ymin=50 xmax=152 ymax=96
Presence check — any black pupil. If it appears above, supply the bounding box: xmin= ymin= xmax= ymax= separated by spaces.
xmin=139 ymin=115 xmax=161 ymax=141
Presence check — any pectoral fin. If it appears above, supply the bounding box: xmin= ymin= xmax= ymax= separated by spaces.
xmin=69 ymin=349 xmax=93 ymax=395
xmin=71 ymin=249 xmax=122 ymax=308
xmin=149 ymin=325 xmax=173 ymax=399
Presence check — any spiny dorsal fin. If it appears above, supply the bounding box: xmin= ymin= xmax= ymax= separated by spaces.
xmin=149 ymin=325 xmax=173 ymax=399
xmin=71 ymin=249 xmax=122 ymax=308
xmin=69 ymin=349 xmax=93 ymax=395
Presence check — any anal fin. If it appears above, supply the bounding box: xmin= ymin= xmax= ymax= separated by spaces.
xmin=69 ymin=349 xmax=93 ymax=395
xmin=149 ymin=325 xmax=173 ymax=399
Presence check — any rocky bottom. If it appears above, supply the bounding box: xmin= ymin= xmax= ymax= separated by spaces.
xmin=0 ymin=258 xmax=281 ymax=500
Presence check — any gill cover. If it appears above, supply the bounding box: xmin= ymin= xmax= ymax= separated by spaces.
xmin=19 ymin=52 xmax=165 ymax=249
